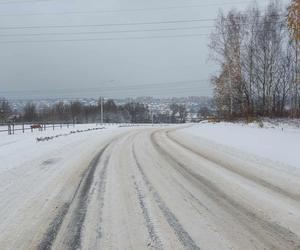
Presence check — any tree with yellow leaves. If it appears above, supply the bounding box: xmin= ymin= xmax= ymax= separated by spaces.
xmin=287 ymin=0 xmax=300 ymax=41
xmin=287 ymin=0 xmax=300 ymax=115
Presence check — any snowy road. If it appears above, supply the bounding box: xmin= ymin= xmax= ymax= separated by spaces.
xmin=1 ymin=126 xmax=300 ymax=250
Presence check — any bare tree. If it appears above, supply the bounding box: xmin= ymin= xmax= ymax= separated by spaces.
xmin=0 ymin=98 xmax=12 ymax=122
xmin=210 ymin=1 xmax=295 ymax=118
xmin=23 ymin=102 xmax=38 ymax=122
xmin=198 ymin=107 xmax=211 ymax=119
xmin=70 ymin=101 xmax=82 ymax=124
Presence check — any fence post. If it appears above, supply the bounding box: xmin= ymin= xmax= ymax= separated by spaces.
xmin=8 ymin=124 xmax=11 ymax=135
xmin=12 ymin=124 xmax=15 ymax=134
xmin=53 ymin=123 xmax=55 ymax=130
xmin=22 ymin=124 xmax=25 ymax=133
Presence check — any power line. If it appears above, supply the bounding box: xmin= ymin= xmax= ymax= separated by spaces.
xmin=0 ymin=79 xmax=211 ymax=94
xmin=0 ymin=26 xmax=215 ymax=37
xmin=0 ymin=29 xmax=289 ymax=44
xmin=0 ymin=1 xmax=265 ymax=15
xmin=0 ymin=28 xmax=288 ymax=43
xmin=0 ymin=18 xmax=220 ymax=30
xmin=0 ymin=87 xmax=213 ymax=98
xmin=0 ymin=26 xmax=288 ymax=38
xmin=0 ymin=14 xmax=286 ymax=30
xmin=0 ymin=33 xmax=211 ymax=43
xmin=0 ymin=0 xmax=54 ymax=5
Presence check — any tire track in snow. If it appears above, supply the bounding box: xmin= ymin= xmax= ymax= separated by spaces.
xmin=62 ymin=146 xmax=111 ymax=250
xmin=132 ymin=145 xmax=200 ymax=250
xmin=132 ymin=179 xmax=164 ymax=250
xmin=128 ymin=131 xmax=164 ymax=250
xmin=94 ymin=152 xmax=110 ymax=241
xmin=37 ymin=203 xmax=70 ymax=250
xmin=151 ymin=131 xmax=300 ymax=250
xmin=166 ymin=129 xmax=300 ymax=202
xmin=38 ymin=143 xmax=111 ymax=250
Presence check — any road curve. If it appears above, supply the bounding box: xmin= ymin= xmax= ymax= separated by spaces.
xmin=1 ymin=127 xmax=300 ymax=250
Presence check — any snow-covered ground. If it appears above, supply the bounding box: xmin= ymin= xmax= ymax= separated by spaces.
xmin=0 ymin=123 xmax=168 ymax=173
xmin=179 ymin=121 xmax=300 ymax=170
xmin=0 ymin=124 xmax=125 ymax=173
xmin=0 ymin=122 xmax=300 ymax=249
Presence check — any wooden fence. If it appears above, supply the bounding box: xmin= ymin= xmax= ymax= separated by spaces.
xmin=0 ymin=122 xmax=76 ymax=135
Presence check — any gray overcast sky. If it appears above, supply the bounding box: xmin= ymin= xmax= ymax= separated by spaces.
xmin=0 ymin=0 xmax=290 ymax=99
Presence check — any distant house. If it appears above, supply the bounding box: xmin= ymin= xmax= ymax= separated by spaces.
xmin=187 ymin=113 xmax=201 ymax=123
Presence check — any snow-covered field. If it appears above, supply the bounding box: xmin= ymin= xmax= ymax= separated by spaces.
xmin=179 ymin=121 xmax=300 ymax=170
xmin=0 ymin=124 xmax=119 ymax=172
xmin=0 ymin=123 xmax=163 ymax=171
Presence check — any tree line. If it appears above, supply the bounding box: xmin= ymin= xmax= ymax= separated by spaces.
xmin=210 ymin=0 xmax=300 ymax=118
xmin=23 ymin=99 xmax=151 ymax=124
xmin=0 ymin=98 xmax=189 ymax=124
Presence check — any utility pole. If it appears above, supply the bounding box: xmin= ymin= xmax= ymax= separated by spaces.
xmin=100 ymin=97 xmax=104 ymax=125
